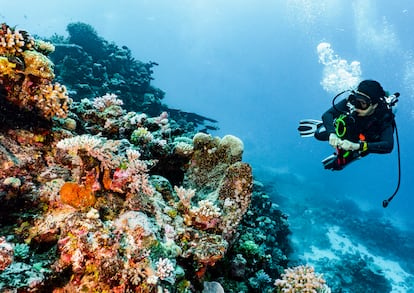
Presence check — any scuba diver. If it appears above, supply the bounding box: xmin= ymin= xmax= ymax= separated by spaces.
xmin=299 ymin=80 xmax=397 ymax=170
xmin=298 ymin=79 xmax=401 ymax=207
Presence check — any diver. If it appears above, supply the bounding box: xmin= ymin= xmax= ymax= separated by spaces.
xmin=298 ymin=80 xmax=398 ymax=171
xmin=298 ymin=79 xmax=402 ymax=208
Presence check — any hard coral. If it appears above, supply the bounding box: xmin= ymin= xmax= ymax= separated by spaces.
xmin=59 ymin=182 xmax=96 ymax=209
xmin=182 ymin=233 xmax=228 ymax=278
xmin=176 ymin=133 xmax=253 ymax=278
xmin=274 ymin=265 xmax=331 ymax=293
xmin=0 ymin=23 xmax=31 ymax=55
xmin=0 ymin=56 xmax=17 ymax=77
xmin=218 ymin=162 xmax=253 ymax=240
xmin=0 ymin=237 xmax=14 ymax=271
xmin=22 ymin=50 xmax=55 ymax=79
xmin=31 ymin=82 xmax=71 ymax=119
xmin=66 ymin=22 xmax=106 ymax=59
xmin=188 ymin=133 xmax=245 ymax=193
xmin=190 ymin=199 xmax=221 ymax=230
xmin=0 ymin=22 xmax=262 ymax=292
xmin=34 ymin=39 xmax=55 ymax=55
xmin=92 ymin=93 xmax=123 ymax=111
xmin=0 ymin=23 xmax=71 ymax=120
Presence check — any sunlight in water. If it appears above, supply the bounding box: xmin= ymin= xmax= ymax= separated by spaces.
xmin=285 ymin=0 xmax=342 ymax=27
xmin=403 ymin=56 xmax=414 ymax=114
xmin=353 ymin=0 xmax=400 ymax=55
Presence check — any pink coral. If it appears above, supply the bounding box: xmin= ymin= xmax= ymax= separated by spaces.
xmin=174 ymin=186 xmax=196 ymax=210
xmin=0 ymin=237 xmax=14 ymax=271
xmin=190 ymin=199 xmax=221 ymax=230
xmin=92 ymin=93 xmax=124 ymax=111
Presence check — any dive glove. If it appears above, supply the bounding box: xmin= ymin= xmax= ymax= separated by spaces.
xmin=329 ymin=133 xmax=342 ymax=148
xmin=339 ymin=139 xmax=361 ymax=151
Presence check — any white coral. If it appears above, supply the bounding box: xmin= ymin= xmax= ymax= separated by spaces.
xmin=92 ymin=93 xmax=123 ymax=111
xmin=155 ymin=258 xmax=175 ymax=281
xmin=57 ymin=135 xmax=121 ymax=170
xmin=191 ymin=200 xmax=221 ymax=219
xmin=174 ymin=186 xmax=195 ymax=208
xmin=274 ymin=265 xmax=331 ymax=293
xmin=191 ymin=199 xmax=221 ymax=229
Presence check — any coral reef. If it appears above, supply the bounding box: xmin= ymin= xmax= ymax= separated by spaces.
xmin=0 ymin=22 xmax=294 ymax=292
xmin=0 ymin=23 xmax=71 ymax=121
xmin=47 ymin=21 xmax=219 ymax=132
xmin=205 ymin=183 xmax=291 ymax=292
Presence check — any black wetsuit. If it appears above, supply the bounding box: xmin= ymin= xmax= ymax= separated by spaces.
xmin=316 ymin=99 xmax=395 ymax=154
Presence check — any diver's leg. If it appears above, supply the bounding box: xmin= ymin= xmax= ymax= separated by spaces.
xmin=314 ymin=125 xmax=330 ymax=141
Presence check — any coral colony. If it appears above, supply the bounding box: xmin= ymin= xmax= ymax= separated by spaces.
xmin=0 ymin=22 xmax=329 ymax=292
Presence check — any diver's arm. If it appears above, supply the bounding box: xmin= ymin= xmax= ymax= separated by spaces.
xmin=366 ymin=124 xmax=394 ymax=154
xmin=321 ymin=99 xmax=348 ymax=134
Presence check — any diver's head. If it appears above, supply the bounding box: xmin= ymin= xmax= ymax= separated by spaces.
xmin=348 ymin=80 xmax=385 ymax=116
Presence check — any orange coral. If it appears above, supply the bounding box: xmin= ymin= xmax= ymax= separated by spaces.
xmin=102 ymin=168 xmax=112 ymax=190
xmin=59 ymin=182 xmax=96 ymax=208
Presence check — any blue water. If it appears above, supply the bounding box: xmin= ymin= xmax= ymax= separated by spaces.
xmin=3 ymin=1 xmax=414 ymax=291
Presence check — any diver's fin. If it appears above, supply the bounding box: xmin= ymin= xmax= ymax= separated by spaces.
xmin=322 ymin=154 xmax=339 ymax=170
xmin=322 ymin=151 xmax=361 ymax=171
xmin=298 ymin=119 xmax=323 ymax=137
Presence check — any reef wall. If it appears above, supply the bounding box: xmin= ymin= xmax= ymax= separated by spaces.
xmin=0 ymin=22 xmax=296 ymax=292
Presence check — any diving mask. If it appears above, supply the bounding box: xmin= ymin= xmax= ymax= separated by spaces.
xmin=348 ymin=90 xmax=372 ymax=110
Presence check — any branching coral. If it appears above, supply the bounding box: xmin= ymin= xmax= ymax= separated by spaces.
xmin=174 ymin=141 xmax=194 ymax=157
xmin=0 ymin=23 xmax=32 ymax=55
xmin=124 ymin=149 xmax=155 ymax=196
xmin=30 ymin=82 xmax=70 ymax=119
xmin=131 ymin=127 xmax=154 ymax=145
xmin=56 ymin=134 xmax=122 ymax=170
xmin=274 ymin=265 xmax=331 ymax=293
xmin=92 ymin=93 xmax=123 ymax=111
xmin=174 ymin=185 xmax=195 ymax=210
xmin=34 ymin=39 xmax=55 ymax=55
xmin=0 ymin=237 xmax=14 ymax=271
xmin=0 ymin=23 xmax=70 ymax=120
xmin=189 ymin=199 xmax=221 ymax=230
xmin=155 ymin=257 xmax=175 ymax=282
xmin=249 ymin=269 xmax=272 ymax=290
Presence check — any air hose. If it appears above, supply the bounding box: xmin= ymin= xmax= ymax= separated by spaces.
xmin=382 ymin=120 xmax=401 ymax=208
